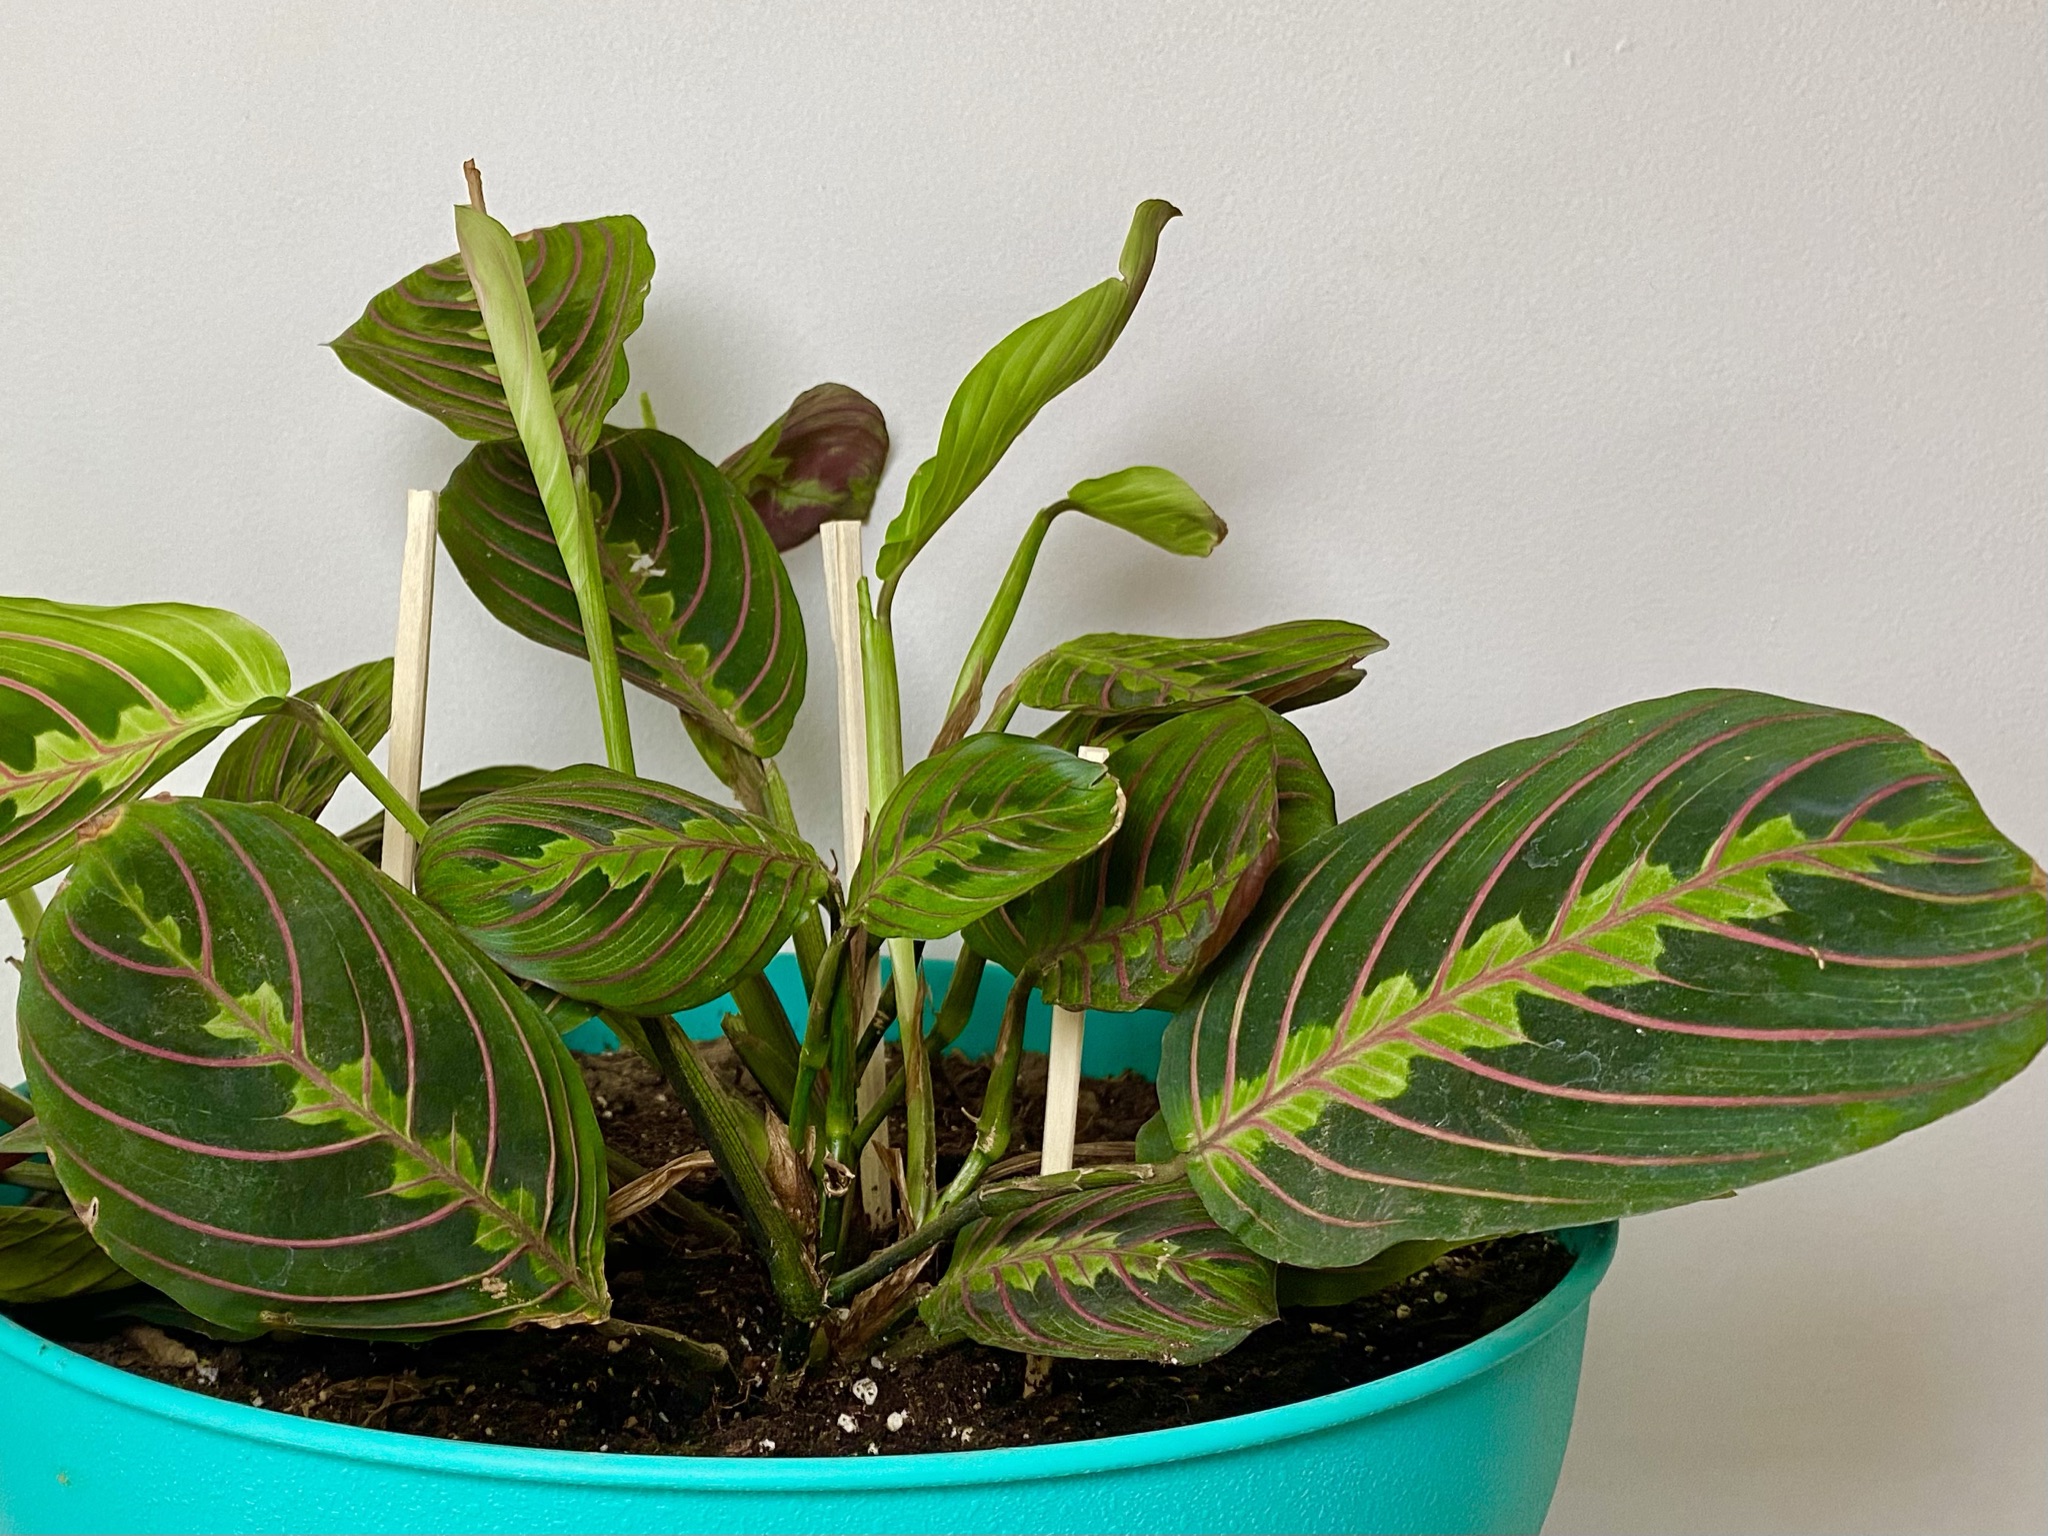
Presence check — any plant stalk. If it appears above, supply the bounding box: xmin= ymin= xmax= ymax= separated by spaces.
xmin=277 ymin=699 xmax=429 ymax=844
xmin=849 ymin=946 xmax=986 ymax=1154
xmin=788 ymin=925 xmax=848 ymax=1148
xmin=938 ymin=969 xmax=1033 ymax=1209
xmin=932 ymin=502 xmax=1065 ymax=752
xmin=6 ymin=887 xmax=43 ymax=945
xmin=885 ymin=935 xmax=934 ymax=1223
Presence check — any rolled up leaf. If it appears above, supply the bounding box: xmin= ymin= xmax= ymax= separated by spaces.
xmin=342 ymin=765 xmax=547 ymax=865
xmin=329 ymin=216 xmax=654 ymax=454
xmin=0 ymin=1205 xmax=134 ymax=1305
xmin=0 ymin=597 xmax=289 ymax=892
xmin=920 ymin=1178 xmax=1277 ymax=1364
xmin=439 ymin=429 xmax=808 ymax=757
xmin=875 ymin=200 xmax=1179 ymax=584
xmin=969 ymin=700 xmax=1281 ymax=1010
xmin=207 ymin=658 xmax=394 ymax=819
xmin=1159 ymin=688 xmax=2048 ymax=1269
xmin=722 ymin=384 xmax=890 ymax=552
xmin=844 ymin=733 xmax=1126 ymax=940
xmin=415 ymin=764 xmax=828 ymax=1015
xmin=1012 ymin=619 xmax=1384 ymax=720
xmin=17 ymin=798 xmax=610 ymax=1335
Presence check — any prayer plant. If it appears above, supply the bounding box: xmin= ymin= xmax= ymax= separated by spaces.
xmin=2 ymin=173 xmax=2042 ymax=1380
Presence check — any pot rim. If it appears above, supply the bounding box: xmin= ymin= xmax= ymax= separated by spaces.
xmin=0 ymin=1221 xmax=1614 ymax=1491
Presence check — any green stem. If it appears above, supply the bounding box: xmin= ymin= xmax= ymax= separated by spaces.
xmin=819 ymin=939 xmax=863 ymax=1266
xmin=6 ymin=887 xmax=44 ymax=945
xmin=933 ymin=503 xmax=1065 ymax=752
xmin=759 ymin=759 xmax=828 ymax=988
xmin=849 ymin=946 xmax=986 ymax=1155
xmin=726 ymin=972 xmax=803 ymax=1116
xmin=788 ymin=926 xmax=848 ymax=1148
xmin=569 ymin=468 xmax=637 ymax=776
xmin=277 ymin=699 xmax=429 ymax=843
xmin=860 ymin=578 xmax=904 ymax=804
xmin=641 ymin=1015 xmax=821 ymax=1320
xmin=886 ymin=935 xmax=934 ymax=1223
xmin=981 ymin=679 xmax=1023 ymax=735
xmin=938 ymin=969 xmax=1033 ymax=1210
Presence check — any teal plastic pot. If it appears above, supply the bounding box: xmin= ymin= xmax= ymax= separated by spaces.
xmin=0 ymin=959 xmax=1616 ymax=1535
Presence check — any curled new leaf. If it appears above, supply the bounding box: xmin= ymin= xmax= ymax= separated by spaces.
xmin=415 ymin=765 xmax=828 ymax=1015
xmin=1160 ymin=689 xmax=2048 ymax=1269
xmin=1064 ymin=466 xmax=1226 ymax=557
xmin=439 ymin=429 xmax=808 ymax=757
xmin=17 ymin=798 xmax=610 ymax=1334
xmin=969 ymin=700 xmax=1281 ymax=1010
xmin=844 ymin=733 xmax=1126 ymax=940
xmin=1012 ymin=619 xmax=1384 ymax=720
xmin=921 ymin=1178 xmax=1277 ymax=1364
xmin=342 ymin=765 xmax=547 ymax=865
xmin=207 ymin=658 xmax=394 ymax=819
xmin=330 ymin=216 xmax=654 ymax=455
xmin=0 ymin=597 xmax=290 ymax=893
xmin=875 ymin=200 xmax=1180 ymax=584
xmin=722 ymin=384 xmax=890 ymax=552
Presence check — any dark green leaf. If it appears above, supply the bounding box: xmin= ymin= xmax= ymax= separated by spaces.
xmin=920 ymin=1177 xmax=1276 ymax=1363
xmin=875 ymin=200 xmax=1179 ymax=584
xmin=330 ymin=216 xmax=654 ymax=455
xmin=844 ymin=734 xmax=1125 ymax=940
xmin=18 ymin=798 xmax=609 ymax=1334
xmin=439 ymin=428 xmax=808 ymax=757
xmin=722 ymin=384 xmax=890 ymax=552
xmin=415 ymin=764 xmax=828 ymax=1015
xmin=1012 ymin=619 xmax=1385 ymax=719
xmin=341 ymin=765 xmax=547 ymax=865
xmin=206 ymin=658 xmax=393 ymax=819
xmin=1275 ymin=1241 xmax=1453 ymax=1308
xmin=969 ymin=700 xmax=1281 ymax=1009
xmin=0 ymin=598 xmax=290 ymax=892
xmin=1063 ymin=466 xmax=1225 ymax=557
xmin=0 ymin=1205 xmax=133 ymax=1304
xmin=1159 ymin=689 xmax=2048 ymax=1268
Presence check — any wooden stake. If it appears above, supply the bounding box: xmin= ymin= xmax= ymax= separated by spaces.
xmin=381 ymin=489 xmax=438 ymax=888
xmin=1040 ymin=744 xmax=1111 ymax=1175
xmin=820 ymin=519 xmax=892 ymax=1228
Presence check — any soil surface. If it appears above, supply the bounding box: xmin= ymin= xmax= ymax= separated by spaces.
xmin=18 ymin=1048 xmax=1573 ymax=1458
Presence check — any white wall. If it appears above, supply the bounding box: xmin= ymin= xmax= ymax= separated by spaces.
xmin=2 ymin=3 xmax=2041 ymax=1528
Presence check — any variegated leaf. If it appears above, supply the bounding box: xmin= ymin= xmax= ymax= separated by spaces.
xmin=844 ymin=733 xmax=1125 ymax=940
xmin=921 ymin=1179 xmax=1276 ymax=1363
xmin=722 ymin=384 xmax=890 ymax=552
xmin=0 ymin=598 xmax=289 ymax=893
xmin=206 ymin=658 xmax=394 ymax=819
xmin=1012 ymin=620 xmax=1384 ymax=720
xmin=17 ymin=798 xmax=609 ymax=1335
xmin=330 ymin=216 xmax=654 ymax=454
xmin=969 ymin=700 xmax=1281 ymax=1009
xmin=1160 ymin=689 xmax=2048 ymax=1268
xmin=341 ymin=765 xmax=546 ymax=865
xmin=439 ymin=429 xmax=808 ymax=757
xmin=415 ymin=764 xmax=827 ymax=1014
xmin=0 ymin=1205 xmax=134 ymax=1304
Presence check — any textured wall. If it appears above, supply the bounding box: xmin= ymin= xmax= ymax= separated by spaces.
xmin=2 ymin=4 xmax=2041 ymax=1529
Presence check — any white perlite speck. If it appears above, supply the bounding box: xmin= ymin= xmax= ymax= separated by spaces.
xmin=886 ymin=1411 xmax=907 ymax=1432
xmin=851 ymin=1377 xmax=879 ymax=1406
xmin=837 ymin=1413 xmax=859 ymax=1434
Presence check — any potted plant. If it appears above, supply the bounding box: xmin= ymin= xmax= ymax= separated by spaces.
xmin=0 ymin=169 xmax=2040 ymax=1536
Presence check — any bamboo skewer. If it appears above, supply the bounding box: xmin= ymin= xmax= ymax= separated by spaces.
xmin=1040 ymin=744 xmax=1111 ymax=1175
xmin=380 ymin=488 xmax=438 ymax=888
xmin=820 ymin=519 xmax=893 ymax=1228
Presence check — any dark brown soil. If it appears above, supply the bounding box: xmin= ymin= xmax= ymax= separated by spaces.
xmin=22 ymin=1049 xmax=1573 ymax=1458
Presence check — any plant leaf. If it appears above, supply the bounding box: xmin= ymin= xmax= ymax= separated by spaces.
xmin=1064 ymin=466 xmax=1226 ymax=557
xmin=206 ymin=658 xmax=394 ymax=819
xmin=1158 ymin=688 xmax=2048 ymax=1269
xmin=722 ymin=384 xmax=890 ymax=552
xmin=875 ymin=200 xmax=1179 ymax=584
xmin=0 ymin=597 xmax=289 ymax=893
xmin=920 ymin=1177 xmax=1276 ymax=1363
xmin=330 ymin=216 xmax=654 ymax=454
xmin=439 ymin=429 xmax=808 ymax=756
xmin=844 ymin=734 xmax=1126 ymax=940
xmin=1269 ymin=710 xmax=1338 ymax=861
xmin=1012 ymin=620 xmax=1385 ymax=719
xmin=17 ymin=797 xmax=609 ymax=1335
xmin=415 ymin=764 xmax=828 ymax=1015
xmin=341 ymin=765 xmax=547 ymax=865
xmin=0 ymin=1205 xmax=134 ymax=1304
xmin=968 ymin=700 xmax=1281 ymax=1010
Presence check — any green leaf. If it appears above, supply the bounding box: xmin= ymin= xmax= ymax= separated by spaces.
xmin=415 ymin=764 xmax=828 ymax=1015
xmin=969 ymin=700 xmax=1282 ymax=1010
xmin=1269 ymin=710 xmax=1338 ymax=861
xmin=206 ymin=658 xmax=394 ymax=819
xmin=341 ymin=765 xmax=547 ymax=865
xmin=1274 ymin=1241 xmax=1454 ymax=1308
xmin=920 ymin=1177 xmax=1277 ymax=1363
xmin=1064 ymin=466 xmax=1226 ymax=556
xmin=17 ymin=797 xmax=609 ymax=1335
xmin=875 ymin=200 xmax=1180 ymax=585
xmin=0 ymin=598 xmax=290 ymax=893
xmin=0 ymin=1205 xmax=133 ymax=1304
xmin=439 ymin=429 xmax=809 ymax=757
xmin=722 ymin=384 xmax=890 ymax=552
xmin=1158 ymin=689 xmax=2048 ymax=1269
xmin=329 ymin=215 xmax=654 ymax=455
xmin=1012 ymin=619 xmax=1385 ymax=719
xmin=844 ymin=734 xmax=1126 ymax=940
